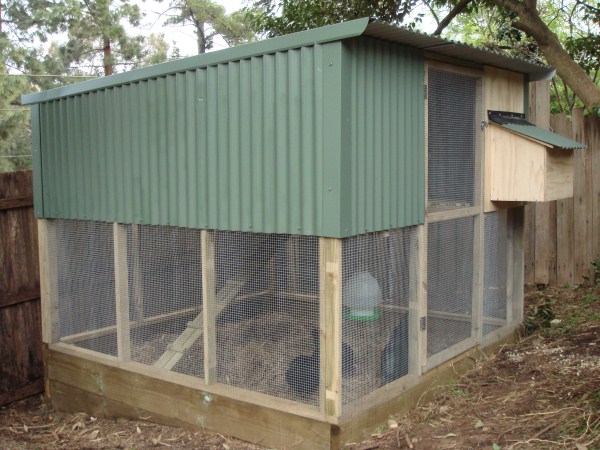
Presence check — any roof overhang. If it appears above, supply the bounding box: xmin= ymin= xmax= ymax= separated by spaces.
xmin=488 ymin=111 xmax=585 ymax=150
xmin=22 ymin=18 xmax=555 ymax=105
xmin=364 ymin=21 xmax=555 ymax=81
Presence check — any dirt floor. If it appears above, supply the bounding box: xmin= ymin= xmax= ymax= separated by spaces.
xmin=1 ymin=280 xmax=599 ymax=449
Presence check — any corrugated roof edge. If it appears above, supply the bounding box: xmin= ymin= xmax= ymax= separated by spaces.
xmin=500 ymin=123 xmax=586 ymax=150
xmin=364 ymin=22 xmax=555 ymax=81
xmin=22 ymin=17 xmax=555 ymax=105
xmin=21 ymin=17 xmax=371 ymax=105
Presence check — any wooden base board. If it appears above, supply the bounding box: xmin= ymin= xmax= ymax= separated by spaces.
xmin=44 ymin=331 xmax=518 ymax=450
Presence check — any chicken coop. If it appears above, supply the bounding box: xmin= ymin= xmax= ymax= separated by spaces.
xmin=22 ymin=18 xmax=584 ymax=449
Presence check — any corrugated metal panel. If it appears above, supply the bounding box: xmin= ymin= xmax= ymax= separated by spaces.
xmin=497 ymin=124 xmax=585 ymax=150
xmin=22 ymin=19 xmax=370 ymax=105
xmin=38 ymin=46 xmax=325 ymax=235
xmin=364 ymin=22 xmax=554 ymax=81
xmin=344 ymin=37 xmax=425 ymax=234
xmin=23 ymin=19 xmax=555 ymax=106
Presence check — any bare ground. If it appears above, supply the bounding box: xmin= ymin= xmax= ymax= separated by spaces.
xmin=1 ymin=281 xmax=599 ymax=450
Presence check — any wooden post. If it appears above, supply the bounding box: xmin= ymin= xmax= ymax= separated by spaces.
xmin=472 ymin=215 xmax=484 ymax=345
xmin=202 ymin=230 xmax=217 ymax=383
xmin=319 ymin=237 xmax=341 ymax=420
xmin=572 ymin=109 xmax=592 ymax=282
xmin=113 ymin=223 xmax=131 ymax=362
xmin=130 ymin=224 xmax=144 ymax=321
xmin=590 ymin=116 xmax=600 ymax=264
xmin=551 ymin=113 xmax=575 ymax=286
xmin=409 ymin=225 xmax=427 ymax=374
xmin=38 ymin=219 xmax=59 ymax=344
xmin=510 ymin=207 xmax=525 ymax=324
xmin=529 ymin=80 xmax=556 ymax=285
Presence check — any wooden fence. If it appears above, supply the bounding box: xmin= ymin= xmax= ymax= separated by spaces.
xmin=525 ymin=82 xmax=600 ymax=286
xmin=0 ymin=170 xmax=43 ymax=405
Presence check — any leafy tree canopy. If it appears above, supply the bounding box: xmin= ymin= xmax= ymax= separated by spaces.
xmin=161 ymin=0 xmax=256 ymax=54
xmin=248 ymin=0 xmax=600 ymax=110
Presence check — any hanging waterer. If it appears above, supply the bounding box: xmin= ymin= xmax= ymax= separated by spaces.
xmin=343 ymin=271 xmax=383 ymax=320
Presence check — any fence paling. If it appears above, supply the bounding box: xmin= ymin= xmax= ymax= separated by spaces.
xmin=524 ymin=101 xmax=600 ymax=285
xmin=0 ymin=170 xmax=43 ymax=406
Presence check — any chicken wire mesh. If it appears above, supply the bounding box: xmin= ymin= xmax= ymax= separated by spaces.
xmin=341 ymin=228 xmax=419 ymax=419
xmin=427 ymin=68 xmax=481 ymax=212
xmin=127 ymin=225 xmax=204 ymax=376
xmin=427 ymin=217 xmax=475 ymax=358
xmin=211 ymin=231 xmax=321 ymax=408
xmin=483 ymin=211 xmax=508 ymax=336
xmin=51 ymin=219 xmax=117 ymax=355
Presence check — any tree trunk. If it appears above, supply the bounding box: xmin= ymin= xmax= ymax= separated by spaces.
xmin=103 ymin=38 xmax=113 ymax=76
xmin=197 ymin=21 xmax=206 ymax=54
xmin=495 ymin=0 xmax=600 ymax=110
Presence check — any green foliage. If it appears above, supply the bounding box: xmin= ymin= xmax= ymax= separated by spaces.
xmin=523 ymin=296 xmax=555 ymax=334
xmin=246 ymin=0 xmax=421 ymax=38
xmin=1 ymin=0 xmax=178 ymax=172
xmin=162 ymin=0 xmax=256 ymax=54
xmin=0 ymin=65 xmax=31 ymax=172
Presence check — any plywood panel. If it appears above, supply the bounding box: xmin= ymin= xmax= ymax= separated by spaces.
xmin=489 ymin=125 xmax=546 ymax=201
xmin=545 ymin=149 xmax=574 ymax=201
xmin=484 ymin=67 xmax=525 ymax=113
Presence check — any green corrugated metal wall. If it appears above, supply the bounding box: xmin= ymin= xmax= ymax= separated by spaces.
xmin=345 ymin=37 xmax=424 ymax=234
xmin=35 ymin=38 xmax=424 ymax=237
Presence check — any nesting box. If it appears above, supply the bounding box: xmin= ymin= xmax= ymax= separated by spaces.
xmin=487 ymin=111 xmax=584 ymax=202
xmin=22 ymin=18 xmax=582 ymax=449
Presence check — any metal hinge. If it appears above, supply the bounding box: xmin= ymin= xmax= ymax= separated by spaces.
xmin=420 ymin=316 xmax=427 ymax=331
xmin=424 ymin=85 xmax=428 ymax=99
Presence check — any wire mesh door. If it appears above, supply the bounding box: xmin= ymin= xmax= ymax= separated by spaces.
xmin=425 ymin=63 xmax=483 ymax=366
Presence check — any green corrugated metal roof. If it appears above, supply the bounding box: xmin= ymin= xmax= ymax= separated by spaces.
xmin=501 ymin=123 xmax=585 ymax=150
xmin=22 ymin=18 xmax=554 ymax=105
xmin=488 ymin=111 xmax=585 ymax=149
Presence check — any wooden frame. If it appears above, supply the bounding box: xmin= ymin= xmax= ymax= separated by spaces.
xmin=38 ymin=186 xmax=524 ymax=450
xmin=319 ymin=237 xmax=342 ymax=420
xmin=114 ymin=223 xmax=131 ymax=362
xmin=44 ymin=328 xmax=519 ymax=450
xmin=424 ymin=61 xmax=486 ymax=371
xmin=38 ymin=219 xmax=59 ymax=344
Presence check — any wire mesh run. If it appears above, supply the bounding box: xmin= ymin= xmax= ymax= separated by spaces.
xmin=212 ymin=232 xmax=320 ymax=408
xmin=128 ymin=225 xmax=203 ymax=376
xmin=51 ymin=219 xmax=117 ymax=355
xmin=427 ymin=217 xmax=474 ymax=358
xmin=428 ymin=68 xmax=480 ymax=212
xmin=341 ymin=228 xmax=419 ymax=419
xmin=483 ymin=211 xmax=508 ymax=335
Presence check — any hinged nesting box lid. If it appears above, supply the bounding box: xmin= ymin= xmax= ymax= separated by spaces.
xmin=488 ymin=110 xmax=585 ymax=150
xmin=488 ymin=110 xmax=585 ymax=203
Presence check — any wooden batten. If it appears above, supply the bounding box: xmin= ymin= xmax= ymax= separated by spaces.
xmin=201 ymin=230 xmax=217 ymax=383
xmin=38 ymin=219 xmax=59 ymax=344
xmin=45 ymin=327 xmax=519 ymax=450
xmin=45 ymin=345 xmax=333 ymax=450
xmin=319 ymin=237 xmax=342 ymax=421
xmin=113 ymin=223 xmax=131 ymax=362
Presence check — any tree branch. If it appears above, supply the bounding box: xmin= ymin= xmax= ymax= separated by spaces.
xmin=433 ymin=0 xmax=474 ymax=36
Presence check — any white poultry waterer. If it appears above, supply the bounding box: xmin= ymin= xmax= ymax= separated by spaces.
xmin=343 ymin=271 xmax=383 ymax=320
